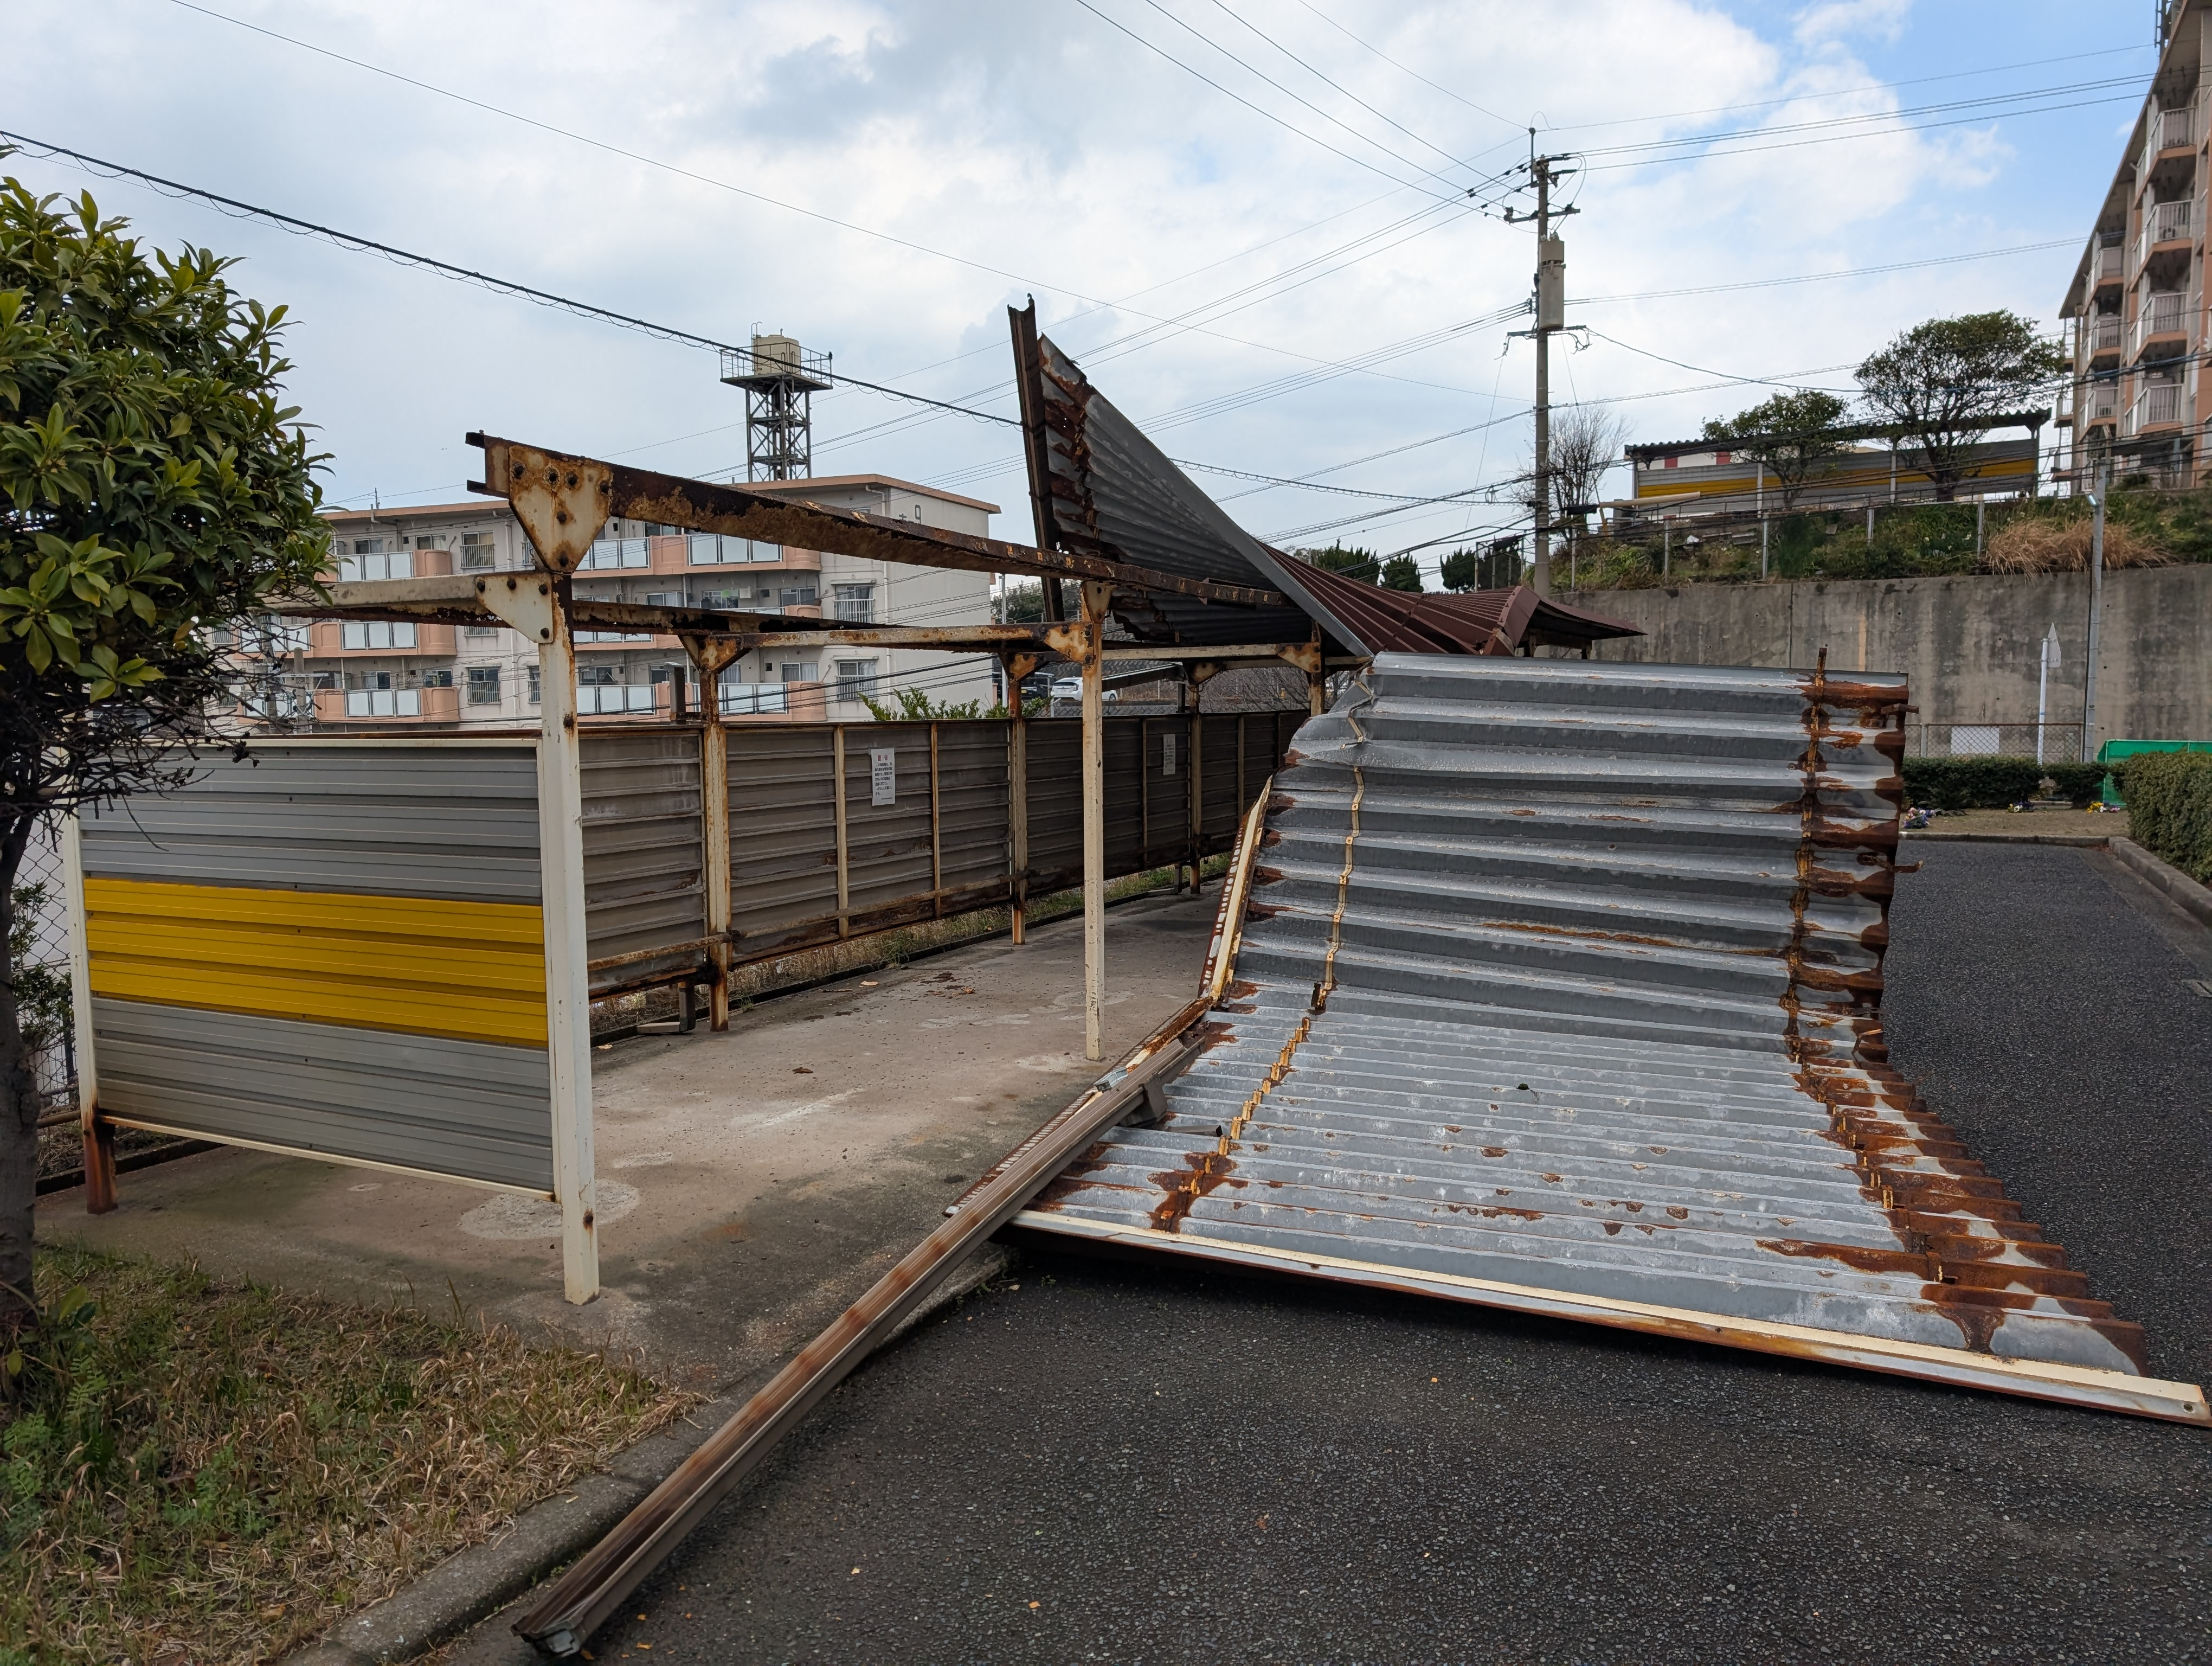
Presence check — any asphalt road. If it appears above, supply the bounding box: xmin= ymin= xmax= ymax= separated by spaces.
xmin=531 ymin=843 xmax=2212 ymax=1665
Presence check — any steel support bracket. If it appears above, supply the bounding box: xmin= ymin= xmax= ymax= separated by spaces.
xmin=475 ymin=573 xmax=561 ymax=643
xmin=479 ymin=439 xmax=615 ymax=573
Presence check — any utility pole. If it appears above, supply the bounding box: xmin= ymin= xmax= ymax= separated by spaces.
xmin=1507 ymin=137 xmax=1576 ymax=598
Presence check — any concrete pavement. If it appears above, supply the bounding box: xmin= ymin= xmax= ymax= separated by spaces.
xmin=37 ymin=889 xmax=1220 ymax=1389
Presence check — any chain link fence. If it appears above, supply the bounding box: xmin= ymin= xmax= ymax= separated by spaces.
xmin=12 ymin=824 xmax=78 ymax=1117
xmin=1906 ymin=723 xmax=2087 ymax=763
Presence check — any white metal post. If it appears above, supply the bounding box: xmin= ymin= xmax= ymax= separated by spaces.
xmin=1080 ymin=581 xmax=1110 ymax=1062
xmin=2037 ymin=623 xmax=2060 ymax=766
xmin=536 ymin=606 xmax=600 ymax=1305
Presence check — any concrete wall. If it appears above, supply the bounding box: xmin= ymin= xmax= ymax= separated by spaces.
xmin=1585 ymin=566 xmax=2212 ymax=744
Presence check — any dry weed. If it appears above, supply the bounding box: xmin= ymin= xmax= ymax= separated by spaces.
xmin=2 ymin=1246 xmax=699 ymax=1665
xmin=1982 ymin=517 xmax=2173 ymax=572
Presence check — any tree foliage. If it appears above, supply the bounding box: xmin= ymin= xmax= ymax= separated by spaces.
xmin=1378 ymin=554 xmax=1422 ymax=592
xmin=1439 ymin=548 xmax=1476 ymax=591
xmin=1854 ymin=311 xmax=2065 ymax=501
xmin=1295 ymin=544 xmax=1380 ymax=583
xmin=1700 ymin=388 xmax=1849 ymax=510
xmin=0 ymin=169 xmax=327 ymax=1330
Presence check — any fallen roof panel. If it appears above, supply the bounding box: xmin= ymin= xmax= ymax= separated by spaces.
xmin=1018 ymin=653 xmax=2208 ymax=1420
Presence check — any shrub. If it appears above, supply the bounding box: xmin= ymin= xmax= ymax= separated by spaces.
xmin=2041 ymin=761 xmax=2110 ymax=808
xmin=2115 ymin=751 xmax=2212 ymax=883
xmin=1901 ymin=756 xmax=2046 ymax=811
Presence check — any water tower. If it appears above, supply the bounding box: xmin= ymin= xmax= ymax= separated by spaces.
xmin=719 ymin=331 xmax=832 ymax=480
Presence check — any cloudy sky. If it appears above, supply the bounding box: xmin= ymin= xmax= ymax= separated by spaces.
xmin=2 ymin=0 xmax=2155 ymax=578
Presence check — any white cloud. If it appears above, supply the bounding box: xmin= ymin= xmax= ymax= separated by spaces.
xmin=0 ymin=0 xmax=2075 ymax=569
xmin=1793 ymin=0 xmax=1913 ymax=47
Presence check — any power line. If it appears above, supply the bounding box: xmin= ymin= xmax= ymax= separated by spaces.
xmin=1284 ymin=0 xmax=1521 ymax=133
xmin=1064 ymin=0 xmax=1473 ymax=201
xmin=0 ymin=130 xmax=1022 ymax=430
xmin=1573 ymin=239 xmax=2078 ymax=305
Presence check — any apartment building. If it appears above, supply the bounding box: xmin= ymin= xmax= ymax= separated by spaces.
xmin=2060 ymin=2 xmax=2210 ymax=488
xmin=286 ymin=476 xmax=998 ymax=729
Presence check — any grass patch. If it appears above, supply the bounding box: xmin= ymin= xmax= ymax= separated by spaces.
xmin=2 ymin=1244 xmax=698 ymax=1664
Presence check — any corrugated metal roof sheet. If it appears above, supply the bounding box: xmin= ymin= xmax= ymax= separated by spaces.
xmin=1014 ymin=312 xmax=1638 ymax=656
xmin=1020 ymin=653 xmax=2165 ymax=1390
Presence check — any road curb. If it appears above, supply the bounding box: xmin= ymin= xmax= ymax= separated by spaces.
xmin=2107 ymin=835 xmax=2212 ymax=930
xmin=1901 ymin=829 xmax=2115 ymax=847
xmin=279 ymin=1243 xmax=1014 ymax=1666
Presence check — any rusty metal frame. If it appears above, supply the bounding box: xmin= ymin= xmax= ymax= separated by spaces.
xmin=508 ymin=737 xmax=1277 ymax=1658
xmin=467 ymin=434 xmax=1289 ymax=611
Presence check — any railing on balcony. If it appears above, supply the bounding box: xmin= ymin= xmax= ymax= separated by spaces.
xmin=2135 ymin=381 xmax=2183 ymax=430
xmin=580 ymin=537 xmax=650 ymax=571
xmin=2156 ymin=105 xmax=2194 ymax=155
xmin=2140 ymin=200 xmax=2192 ymax=268
xmin=345 ymin=688 xmax=420 ymax=717
xmin=718 ymin=682 xmax=790 ymax=716
xmin=2094 ymin=239 xmax=2125 ymax=283
xmin=2132 ymin=291 xmax=2189 ymax=356
xmin=575 ymin=684 xmax=659 ymax=714
xmin=574 ymin=629 xmax=654 ymax=644
xmin=2085 ymin=383 xmax=2119 ymax=425
xmin=2084 ymin=313 xmax=2122 ymax=357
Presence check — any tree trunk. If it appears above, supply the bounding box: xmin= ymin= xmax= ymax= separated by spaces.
xmin=0 ymin=813 xmax=37 ymax=1336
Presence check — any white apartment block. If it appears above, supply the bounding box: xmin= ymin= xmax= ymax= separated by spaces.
xmin=293 ymin=476 xmax=999 ymax=728
xmin=2061 ymin=2 xmax=2212 ymax=487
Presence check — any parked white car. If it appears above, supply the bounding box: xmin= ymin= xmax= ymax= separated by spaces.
xmin=1049 ymin=677 xmax=1118 ymax=703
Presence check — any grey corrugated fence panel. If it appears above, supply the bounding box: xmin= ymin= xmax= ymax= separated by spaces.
xmin=79 ymin=743 xmax=541 ymax=902
xmin=841 ymin=723 xmax=938 ymax=917
xmin=93 ymin=997 xmax=553 ymax=1191
xmin=1023 ymin=720 xmax=1084 ymax=886
xmin=935 ymin=722 xmax=1014 ymax=898
xmin=1024 ymin=654 xmax=2157 ymax=1380
xmin=726 ymin=726 xmax=840 ymax=954
xmin=582 ymin=729 xmax=705 ymax=980
xmin=1136 ymin=717 xmax=1191 ymax=869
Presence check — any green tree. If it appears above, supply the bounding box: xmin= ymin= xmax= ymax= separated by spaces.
xmin=0 ymin=172 xmax=327 ymax=1332
xmin=1379 ymin=555 xmax=1422 ymax=592
xmin=1700 ymin=388 xmax=1849 ymax=511
xmin=1439 ymin=548 xmax=1476 ymax=591
xmin=1855 ymin=311 xmax=2065 ymax=501
xmin=1295 ymin=544 xmax=1379 ymax=582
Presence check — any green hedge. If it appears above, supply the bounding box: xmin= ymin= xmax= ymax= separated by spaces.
xmin=2116 ymin=751 xmax=2212 ymax=883
xmin=1901 ymin=757 xmax=2046 ymax=811
xmin=2041 ymin=761 xmax=2110 ymax=808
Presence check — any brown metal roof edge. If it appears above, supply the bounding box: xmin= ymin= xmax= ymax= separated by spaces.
xmin=465 ymin=434 xmax=1289 ymax=612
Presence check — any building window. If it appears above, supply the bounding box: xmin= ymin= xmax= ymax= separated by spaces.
xmin=834 ymin=659 xmax=879 ymax=702
xmin=459 ymin=531 xmax=496 ymax=571
xmin=643 ymin=591 xmax=683 ymax=608
xmin=466 ymin=665 xmax=501 ymax=706
xmin=337 ymin=546 xmax=412 ymax=581
xmin=831 ymin=582 xmax=876 ymax=624
xmin=340 ymin=620 xmax=416 ymax=650
xmin=465 ymin=624 xmax=499 ymax=638
xmin=1662 ymin=456 xmax=1678 ymax=469
xmin=578 ymin=664 xmax=619 ymax=686
xmin=781 ymin=584 xmax=819 ymax=607
xmin=781 ymin=660 xmax=818 ymax=683
xmin=421 ymin=668 xmax=454 ymax=689
xmin=527 ymin=665 xmax=541 ymax=706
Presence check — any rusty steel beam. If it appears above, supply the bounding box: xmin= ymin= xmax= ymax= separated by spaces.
xmin=508 ymin=785 xmax=1274 ymax=1658
xmin=513 ymin=993 xmax=1218 ymax=1655
xmin=467 ymin=434 xmax=1289 ymax=610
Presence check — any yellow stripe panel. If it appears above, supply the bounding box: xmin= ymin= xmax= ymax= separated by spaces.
xmin=85 ymin=876 xmax=548 ymax=1047
xmin=1635 ymin=457 xmax=2035 ymax=499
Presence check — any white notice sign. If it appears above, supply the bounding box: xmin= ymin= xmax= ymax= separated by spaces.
xmin=870 ymin=748 xmax=897 ymax=806
xmin=1162 ymin=733 xmax=1178 ymax=777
